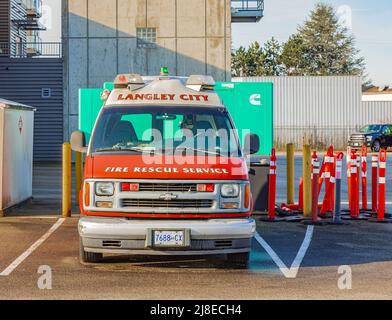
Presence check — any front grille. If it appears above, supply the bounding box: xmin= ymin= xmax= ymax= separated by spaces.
xmin=121 ymin=199 xmax=213 ymax=209
xmin=102 ymin=240 xmax=122 ymax=248
xmin=350 ymin=135 xmax=365 ymax=143
xmin=214 ymin=240 xmax=233 ymax=248
xmin=138 ymin=183 xmax=197 ymax=192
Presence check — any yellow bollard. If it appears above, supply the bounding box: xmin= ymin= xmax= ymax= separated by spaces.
xmin=62 ymin=142 xmax=72 ymax=218
xmin=286 ymin=143 xmax=295 ymax=205
xmin=75 ymin=151 xmax=83 ymax=206
xmin=302 ymin=145 xmax=312 ymax=218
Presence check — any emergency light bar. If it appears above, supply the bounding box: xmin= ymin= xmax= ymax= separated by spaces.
xmin=114 ymin=74 xmax=144 ymax=89
xmin=186 ymin=75 xmax=216 ymax=91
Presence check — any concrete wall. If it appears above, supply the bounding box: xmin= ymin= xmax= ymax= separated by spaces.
xmin=63 ymin=0 xmax=231 ymax=140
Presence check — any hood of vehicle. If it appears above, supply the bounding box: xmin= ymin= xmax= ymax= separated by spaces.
xmin=352 ymin=131 xmax=379 ymax=136
xmin=86 ymin=154 xmax=249 ymax=180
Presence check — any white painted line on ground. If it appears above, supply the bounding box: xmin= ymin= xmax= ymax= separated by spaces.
xmin=341 ymin=201 xmax=392 ymax=205
xmin=255 ymin=226 xmax=314 ymax=278
xmin=0 ymin=218 xmax=65 ymax=277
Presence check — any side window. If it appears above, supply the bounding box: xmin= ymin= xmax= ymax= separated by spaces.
xmin=121 ymin=114 xmax=153 ymax=142
xmin=383 ymin=126 xmax=392 ymax=135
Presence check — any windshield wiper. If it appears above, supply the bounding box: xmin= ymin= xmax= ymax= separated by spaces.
xmin=95 ymin=147 xmax=146 ymax=153
xmin=174 ymin=146 xmax=222 ymax=156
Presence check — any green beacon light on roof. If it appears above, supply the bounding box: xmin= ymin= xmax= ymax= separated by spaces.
xmin=160 ymin=67 xmax=169 ymax=76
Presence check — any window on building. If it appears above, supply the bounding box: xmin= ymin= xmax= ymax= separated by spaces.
xmin=136 ymin=28 xmax=157 ymax=49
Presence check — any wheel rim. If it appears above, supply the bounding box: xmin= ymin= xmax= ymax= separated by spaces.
xmin=374 ymin=141 xmax=380 ymax=151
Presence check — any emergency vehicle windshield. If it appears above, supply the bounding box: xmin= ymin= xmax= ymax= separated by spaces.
xmin=90 ymin=106 xmax=242 ymax=157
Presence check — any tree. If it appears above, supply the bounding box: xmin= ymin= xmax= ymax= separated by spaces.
xmin=285 ymin=3 xmax=367 ymax=78
xmin=281 ymin=34 xmax=306 ymax=76
xmin=231 ymin=46 xmax=249 ymax=77
xmin=231 ymin=42 xmax=264 ymax=77
xmin=263 ymin=37 xmax=284 ymax=76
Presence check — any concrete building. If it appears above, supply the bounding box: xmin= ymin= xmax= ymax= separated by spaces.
xmin=62 ymin=0 xmax=264 ymax=140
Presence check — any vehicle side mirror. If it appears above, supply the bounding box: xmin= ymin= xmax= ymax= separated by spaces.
xmin=71 ymin=130 xmax=87 ymax=153
xmin=244 ymin=134 xmax=260 ymax=155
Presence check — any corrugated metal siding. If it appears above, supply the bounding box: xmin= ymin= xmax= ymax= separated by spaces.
xmin=9 ymin=0 xmax=27 ymax=56
xmin=0 ymin=58 xmax=63 ymax=161
xmin=0 ymin=0 xmax=10 ymax=43
xmin=360 ymin=101 xmax=392 ymax=124
xmin=232 ymin=76 xmax=392 ymax=149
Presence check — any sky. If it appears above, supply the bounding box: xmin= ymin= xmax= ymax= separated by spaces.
xmin=38 ymin=0 xmax=390 ymax=86
xmin=40 ymin=0 xmax=61 ymax=43
xmin=232 ymin=0 xmax=392 ymax=86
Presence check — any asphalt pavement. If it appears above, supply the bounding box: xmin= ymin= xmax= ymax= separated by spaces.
xmin=1 ymin=160 xmax=392 ymax=300
xmin=0 ymin=216 xmax=391 ymax=299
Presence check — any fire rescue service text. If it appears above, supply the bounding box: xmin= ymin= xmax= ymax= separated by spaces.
xmin=105 ymin=167 xmax=229 ymax=174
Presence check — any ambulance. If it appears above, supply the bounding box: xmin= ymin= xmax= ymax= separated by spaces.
xmin=71 ymin=68 xmax=260 ymax=266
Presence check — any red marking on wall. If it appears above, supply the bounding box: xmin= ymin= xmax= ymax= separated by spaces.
xmin=18 ymin=116 xmax=23 ymax=134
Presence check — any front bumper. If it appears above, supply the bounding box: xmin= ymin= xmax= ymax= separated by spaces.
xmin=79 ymin=216 xmax=256 ymax=255
xmin=348 ymin=141 xmax=371 ymax=149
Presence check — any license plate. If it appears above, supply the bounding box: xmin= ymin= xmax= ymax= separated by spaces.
xmin=153 ymin=230 xmax=185 ymax=247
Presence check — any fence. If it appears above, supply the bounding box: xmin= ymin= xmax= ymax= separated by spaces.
xmin=274 ymin=126 xmax=355 ymax=150
xmin=0 ymin=42 xmax=62 ymax=58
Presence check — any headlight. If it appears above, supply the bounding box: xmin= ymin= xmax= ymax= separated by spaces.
xmin=95 ymin=182 xmax=114 ymax=196
xmin=221 ymin=184 xmax=240 ymax=198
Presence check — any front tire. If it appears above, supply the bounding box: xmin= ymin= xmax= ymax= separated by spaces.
xmin=227 ymin=252 xmax=250 ymax=268
xmin=79 ymin=238 xmax=103 ymax=263
xmin=372 ymin=140 xmax=381 ymax=152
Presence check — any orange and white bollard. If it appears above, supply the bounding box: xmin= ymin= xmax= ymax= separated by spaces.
xmin=377 ymin=149 xmax=387 ymax=221
xmin=347 ymin=147 xmax=352 ymax=210
xmin=320 ymin=146 xmax=335 ymax=216
xmin=298 ymin=178 xmax=304 ymax=211
xmin=356 ymin=152 xmax=361 ymax=211
xmin=268 ymin=148 xmax=277 ymax=221
xmin=304 ymin=151 xmax=325 ymax=225
xmin=370 ymin=149 xmax=392 ymax=223
xmin=360 ymin=146 xmax=368 ymax=211
xmin=350 ymin=152 xmax=360 ymax=218
xmin=311 ymin=152 xmax=322 ymax=223
xmin=371 ymin=154 xmax=378 ymax=213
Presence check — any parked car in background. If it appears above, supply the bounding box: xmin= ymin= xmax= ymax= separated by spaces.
xmin=348 ymin=124 xmax=392 ymax=152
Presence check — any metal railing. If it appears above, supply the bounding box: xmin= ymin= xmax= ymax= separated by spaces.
xmin=231 ymin=0 xmax=264 ymax=22
xmin=0 ymin=42 xmax=62 ymax=58
xmin=231 ymin=0 xmax=264 ymax=11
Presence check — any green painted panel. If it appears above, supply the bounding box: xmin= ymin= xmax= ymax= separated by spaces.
xmin=79 ymin=82 xmax=274 ymax=155
xmin=215 ymin=82 xmax=273 ymax=155
xmin=78 ymin=88 xmax=104 ymax=143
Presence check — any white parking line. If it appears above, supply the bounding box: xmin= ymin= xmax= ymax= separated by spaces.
xmin=0 ymin=218 xmax=65 ymax=277
xmin=341 ymin=201 xmax=392 ymax=205
xmin=255 ymin=226 xmax=314 ymax=278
